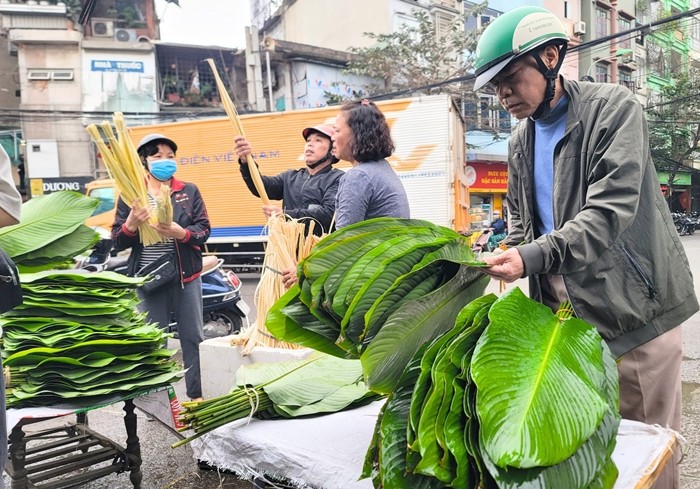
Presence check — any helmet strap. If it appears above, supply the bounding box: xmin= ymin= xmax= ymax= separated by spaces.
xmin=530 ymin=43 xmax=567 ymax=120
xmin=307 ymin=154 xmax=332 ymax=169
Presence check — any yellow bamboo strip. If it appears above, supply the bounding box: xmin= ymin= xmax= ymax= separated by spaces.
xmin=86 ymin=114 xmax=162 ymax=245
xmin=205 ymin=58 xmax=269 ymax=205
xmin=156 ymin=184 xmax=173 ymax=225
xmin=231 ymin=214 xmax=323 ymax=354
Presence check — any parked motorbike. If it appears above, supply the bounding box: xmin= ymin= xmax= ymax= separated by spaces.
xmin=471 ymin=229 xmax=493 ymax=254
xmin=679 ymin=215 xmax=697 ymax=236
xmin=196 ymin=255 xmax=249 ymax=338
xmin=76 ymin=237 xmax=249 ymax=339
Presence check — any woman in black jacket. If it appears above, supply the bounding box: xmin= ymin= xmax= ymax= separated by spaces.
xmin=111 ymin=133 xmax=211 ymax=402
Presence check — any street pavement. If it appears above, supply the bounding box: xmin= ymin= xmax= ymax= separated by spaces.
xmin=5 ymin=234 xmax=700 ymax=489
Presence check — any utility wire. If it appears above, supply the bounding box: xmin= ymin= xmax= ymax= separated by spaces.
xmin=368 ymin=6 xmax=700 ymax=101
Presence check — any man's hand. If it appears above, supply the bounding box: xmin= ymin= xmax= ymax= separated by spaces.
xmin=234 ymin=136 xmax=252 ymax=162
xmin=481 ymin=248 xmax=525 ymax=283
xmin=151 ymin=221 xmax=187 ymax=240
xmin=282 ymin=268 xmax=298 ymax=289
xmin=262 ymin=204 xmax=283 ymax=218
xmin=125 ymin=199 xmax=150 ymax=233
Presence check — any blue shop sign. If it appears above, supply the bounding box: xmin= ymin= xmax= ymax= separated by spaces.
xmin=91 ymin=60 xmax=144 ymax=73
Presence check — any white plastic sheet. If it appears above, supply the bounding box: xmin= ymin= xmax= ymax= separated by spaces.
xmin=192 ymin=401 xmax=677 ymax=489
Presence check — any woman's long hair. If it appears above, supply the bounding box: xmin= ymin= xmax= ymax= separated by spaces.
xmin=339 ymin=99 xmax=394 ymax=163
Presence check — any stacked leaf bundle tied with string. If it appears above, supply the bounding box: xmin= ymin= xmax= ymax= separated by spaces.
xmin=86 ymin=112 xmax=172 ymax=245
xmin=266 ymin=217 xmax=489 ymax=394
xmin=173 ymin=353 xmax=379 ymax=448
xmin=365 ymin=288 xmax=621 ymax=489
xmin=204 ymin=57 xmax=320 ymax=352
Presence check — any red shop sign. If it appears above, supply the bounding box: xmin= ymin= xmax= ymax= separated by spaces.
xmin=466 ymin=162 xmax=508 ymax=191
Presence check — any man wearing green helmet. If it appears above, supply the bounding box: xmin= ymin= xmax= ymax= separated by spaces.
xmin=478 ymin=7 xmax=697 ymax=489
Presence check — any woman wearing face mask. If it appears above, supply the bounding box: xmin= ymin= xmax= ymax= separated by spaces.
xmin=111 ymin=133 xmax=211 ymax=402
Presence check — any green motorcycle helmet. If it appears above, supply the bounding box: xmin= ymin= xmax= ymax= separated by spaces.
xmin=474 ymin=6 xmax=569 ymax=102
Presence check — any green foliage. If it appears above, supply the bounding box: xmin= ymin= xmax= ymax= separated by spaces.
xmin=266 ymin=217 xmax=488 ymax=394
xmin=366 ymin=288 xmax=620 ymax=488
xmin=647 ymin=69 xmax=700 ymax=200
xmin=335 ymin=4 xmax=488 ymax=100
xmin=0 ymin=191 xmax=99 ymax=268
xmin=2 ymin=271 xmax=180 ymax=408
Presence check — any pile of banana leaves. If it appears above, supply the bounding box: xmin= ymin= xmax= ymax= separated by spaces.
xmin=1 ymin=271 xmax=183 ymax=408
xmin=364 ymin=288 xmax=620 ymax=489
xmin=174 ymin=353 xmax=380 ymax=448
xmin=0 ymin=191 xmax=101 ymax=271
xmin=267 ymin=218 xmax=488 ymax=394
xmin=0 ymin=190 xmax=182 ymax=408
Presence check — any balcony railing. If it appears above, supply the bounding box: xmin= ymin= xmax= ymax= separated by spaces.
xmin=619 ymin=80 xmax=636 ymax=92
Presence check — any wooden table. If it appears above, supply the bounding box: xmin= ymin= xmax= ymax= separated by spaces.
xmin=4 ymin=388 xmax=174 ymax=489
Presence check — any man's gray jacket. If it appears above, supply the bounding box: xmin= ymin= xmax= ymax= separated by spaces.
xmin=506 ymin=77 xmax=698 ymax=358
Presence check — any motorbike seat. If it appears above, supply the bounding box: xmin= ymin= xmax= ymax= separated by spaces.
xmin=201 ymin=255 xmax=221 ymax=275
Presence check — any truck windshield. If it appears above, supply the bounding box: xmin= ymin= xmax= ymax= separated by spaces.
xmin=88 ymin=187 xmax=115 ymax=216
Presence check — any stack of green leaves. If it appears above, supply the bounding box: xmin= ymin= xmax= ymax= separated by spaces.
xmin=1 ymin=271 xmax=183 ymax=408
xmin=173 ymin=353 xmax=380 ymax=448
xmin=0 ymin=191 xmax=101 ymax=271
xmin=364 ymin=288 xmax=620 ymax=489
xmin=267 ymin=218 xmax=488 ymax=395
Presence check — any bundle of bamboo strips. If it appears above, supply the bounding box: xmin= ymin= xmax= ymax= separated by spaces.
xmin=155 ymin=184 xmax=173 ymax=225
xmin=238 ymin=217 xmax=323 ymax=354
xmin=86 ymin=113 xmax=163 ymax=245
xmin=205 ymin=58 xmax=323 ymax=352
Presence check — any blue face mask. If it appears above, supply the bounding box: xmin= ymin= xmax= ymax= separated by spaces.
xmin=148 ymin=159 xmax=177 ymax=181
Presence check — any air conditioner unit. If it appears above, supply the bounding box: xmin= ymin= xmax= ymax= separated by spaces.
xmin=574 ymin=21 xmax=586 ymax=35
xmin=27 ymin=70 xmax=51 ymax=81
xmin=91 ymin=19 xmax=114 ymax=38
xmin=51 ymin=70 xmax=74 ymax=81
xmin=114 ymin=28 xmax=137 ymax=43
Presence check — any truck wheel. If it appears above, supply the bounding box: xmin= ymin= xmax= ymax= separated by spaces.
xmin=203 ymin=310 xmax=243 ymax=339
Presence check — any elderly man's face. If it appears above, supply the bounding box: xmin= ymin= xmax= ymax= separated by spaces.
xmin=489 ymin=55 xmax=548 ymax=120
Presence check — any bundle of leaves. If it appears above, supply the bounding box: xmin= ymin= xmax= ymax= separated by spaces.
xmin=1 ymin=271 xmax=183 ymax=408
xmin=174 ymin=353 xmax=381 ymax=448
xmin=0 ymin=191 xmax=100 ymax=271
xmin=364 ymin=288 xmax=620 ymax=489
xmin=266 ymin=218 xmax=488 ymax=395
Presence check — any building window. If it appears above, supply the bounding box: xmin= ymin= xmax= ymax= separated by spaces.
xmin=618 ymin=70 xmax=634 ymax=91
xmin=477 ymin=95 xmax=511 ymax=132
xmin=564 ymin=1 xmax=569 ymax=19
xmin=478 ymin=15 xmax=493 ymax=29
xmin=595 ymin=64 xmax=609 ymax=83
xmin=617 ymin=17 xmax=632 ymax=49
xmin=595 ymin=8 xmax=610 ymax=38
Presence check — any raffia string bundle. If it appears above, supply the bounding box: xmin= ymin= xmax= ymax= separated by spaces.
xmin=205 ymin=58 xmax=322 ymax=353
xmin=240 ymin=217 xmax=323 ymax=354
xmin=86 ymin=113 xmax=169 ymax=245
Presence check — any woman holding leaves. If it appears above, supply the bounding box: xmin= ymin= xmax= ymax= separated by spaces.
xmin=111 ymin=133 xmax=211 ymax=402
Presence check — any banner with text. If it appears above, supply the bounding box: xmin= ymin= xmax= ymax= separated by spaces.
xmin=465 ymin=162 xmax=508 ymax=191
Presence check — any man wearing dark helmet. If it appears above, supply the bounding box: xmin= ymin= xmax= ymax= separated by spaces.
xmin=234 ymin=124 xmax=343 ymax=236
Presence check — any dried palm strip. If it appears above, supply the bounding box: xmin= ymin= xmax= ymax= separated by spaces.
xmin=232 ymin=216 xmax=323 ymax=354
xmin=86 ymin=113 xmax=162 ymax=245
xmin=206 ymin=58 xmax=269 ymax=205
xmin=155 ymin=184 xmax=173 ymax=225
xmin=204 ymin=60 xmax=325 ymax=351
